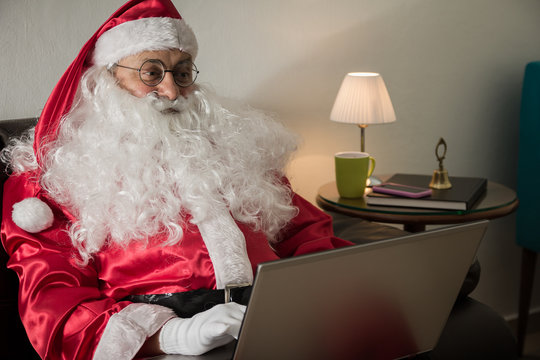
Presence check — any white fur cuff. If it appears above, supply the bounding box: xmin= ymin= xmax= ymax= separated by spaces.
xmin=12 ymin=197 xmax=54 ymax=233
xmin=93 ymin=303 xmax=176 ymax=360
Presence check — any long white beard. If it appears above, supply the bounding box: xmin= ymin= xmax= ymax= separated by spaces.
xmin=24 ymin=67 xmax=299 ymax=264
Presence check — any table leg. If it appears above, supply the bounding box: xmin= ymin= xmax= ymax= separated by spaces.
xmin=404 ymin=223 xmax=426 ymax=233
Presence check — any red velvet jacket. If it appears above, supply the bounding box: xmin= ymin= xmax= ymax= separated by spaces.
xmin=1 ymin=172 xmax=351 ymax=359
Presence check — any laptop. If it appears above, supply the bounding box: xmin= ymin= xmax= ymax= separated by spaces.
xmin=149 ymin=220 xmax=488 ymax=360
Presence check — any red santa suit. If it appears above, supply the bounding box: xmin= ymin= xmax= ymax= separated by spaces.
xmin=2 ymin=171 xmax=349 ymax=359
xmin=0 ymin=1 xmax=351 ymax=358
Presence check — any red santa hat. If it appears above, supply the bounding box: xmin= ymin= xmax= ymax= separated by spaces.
xmin=14 ymin=0 xmax=198 ymax=234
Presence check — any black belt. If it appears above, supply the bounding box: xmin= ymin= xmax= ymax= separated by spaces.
xmin=123 ymin=283 xmax=252 ymax=318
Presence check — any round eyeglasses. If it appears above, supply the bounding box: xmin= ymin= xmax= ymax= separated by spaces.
xmin=114 ymin=59 xmax=199 ymax=87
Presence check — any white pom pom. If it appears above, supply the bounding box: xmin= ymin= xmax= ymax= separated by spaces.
xmin=12 ymin=197 xmax=54 ymax=233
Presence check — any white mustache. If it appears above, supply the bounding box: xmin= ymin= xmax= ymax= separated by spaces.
xmin=145 ymin=92 xmax=185 ymax=113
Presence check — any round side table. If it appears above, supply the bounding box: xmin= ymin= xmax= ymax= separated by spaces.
xmin=316 ymin=181 xmax=519 ymax=232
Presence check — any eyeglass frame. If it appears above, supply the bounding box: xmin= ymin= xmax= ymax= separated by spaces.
xmin=113 ymin=58 xmax=199 ymax=88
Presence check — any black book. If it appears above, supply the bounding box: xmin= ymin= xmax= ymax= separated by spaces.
xmin=366 ymin=173 xmax=487 ymax=210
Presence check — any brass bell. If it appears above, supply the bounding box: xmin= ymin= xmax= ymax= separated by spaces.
xmin=429 ymin=138 xmax=452 ymax=189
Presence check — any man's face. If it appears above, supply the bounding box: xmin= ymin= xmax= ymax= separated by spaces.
xmin=114 ymin=49 xmax=195 ymax=100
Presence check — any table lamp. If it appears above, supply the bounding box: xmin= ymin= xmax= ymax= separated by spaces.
xmin=330 ymin=72 xmax=396 ymax=153
xmin=330 ymin=72 xmax=396 ymax=185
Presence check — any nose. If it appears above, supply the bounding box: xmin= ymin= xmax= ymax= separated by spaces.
xmin=155 ymin=72 xmax=179 ymax=101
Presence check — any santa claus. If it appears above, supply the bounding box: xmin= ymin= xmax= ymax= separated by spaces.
xmin=0 ymin=0 xmax=349 ymax=359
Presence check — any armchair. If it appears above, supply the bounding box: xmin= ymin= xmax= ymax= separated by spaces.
xmin=0 ymin=118 xmax=40 ymax=359
xmin=516 ymin=60 xmax=540 ymax=356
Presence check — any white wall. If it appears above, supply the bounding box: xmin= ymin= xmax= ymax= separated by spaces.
xmin=2 ymin=0 xmax=540 ymax=319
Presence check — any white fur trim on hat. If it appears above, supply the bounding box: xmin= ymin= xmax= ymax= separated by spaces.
xmin=12 ymin=197 xmax=54 ymax=233
xmin=93 ymin=17 xmax=198 ymax=66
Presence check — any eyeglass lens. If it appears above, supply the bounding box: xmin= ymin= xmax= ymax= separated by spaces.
xmin=139 ymin=59 xmax=198 ymax=87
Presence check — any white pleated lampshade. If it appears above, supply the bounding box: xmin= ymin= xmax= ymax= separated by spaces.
xmin=330 ymin=72 xmax=396 ymax=125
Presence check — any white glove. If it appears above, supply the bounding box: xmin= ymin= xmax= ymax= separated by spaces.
xmin=159 ymin=302 xmax=246 ymax=355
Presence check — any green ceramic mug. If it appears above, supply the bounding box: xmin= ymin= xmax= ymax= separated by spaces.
xmin=335 ymin=151 xmax=376 ymax=198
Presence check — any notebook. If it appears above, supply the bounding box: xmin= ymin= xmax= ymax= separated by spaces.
xmin=149 ymin=220 xmax=488 ymax=360
xmin=366 ymin=173 xmax=487 ymax=210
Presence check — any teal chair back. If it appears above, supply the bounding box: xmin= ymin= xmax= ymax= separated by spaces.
xmin=516 ymin=61 xmax=540 ymax=356
xmin=517 ymin=61 xmax=540 ymax=252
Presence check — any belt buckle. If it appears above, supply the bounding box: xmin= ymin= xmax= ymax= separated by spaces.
xmin=224 ymin=283 xmax=250 ymax=303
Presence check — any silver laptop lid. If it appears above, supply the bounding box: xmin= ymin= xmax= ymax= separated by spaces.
xmin=233 ymin=220 xmax=488 ymax=360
